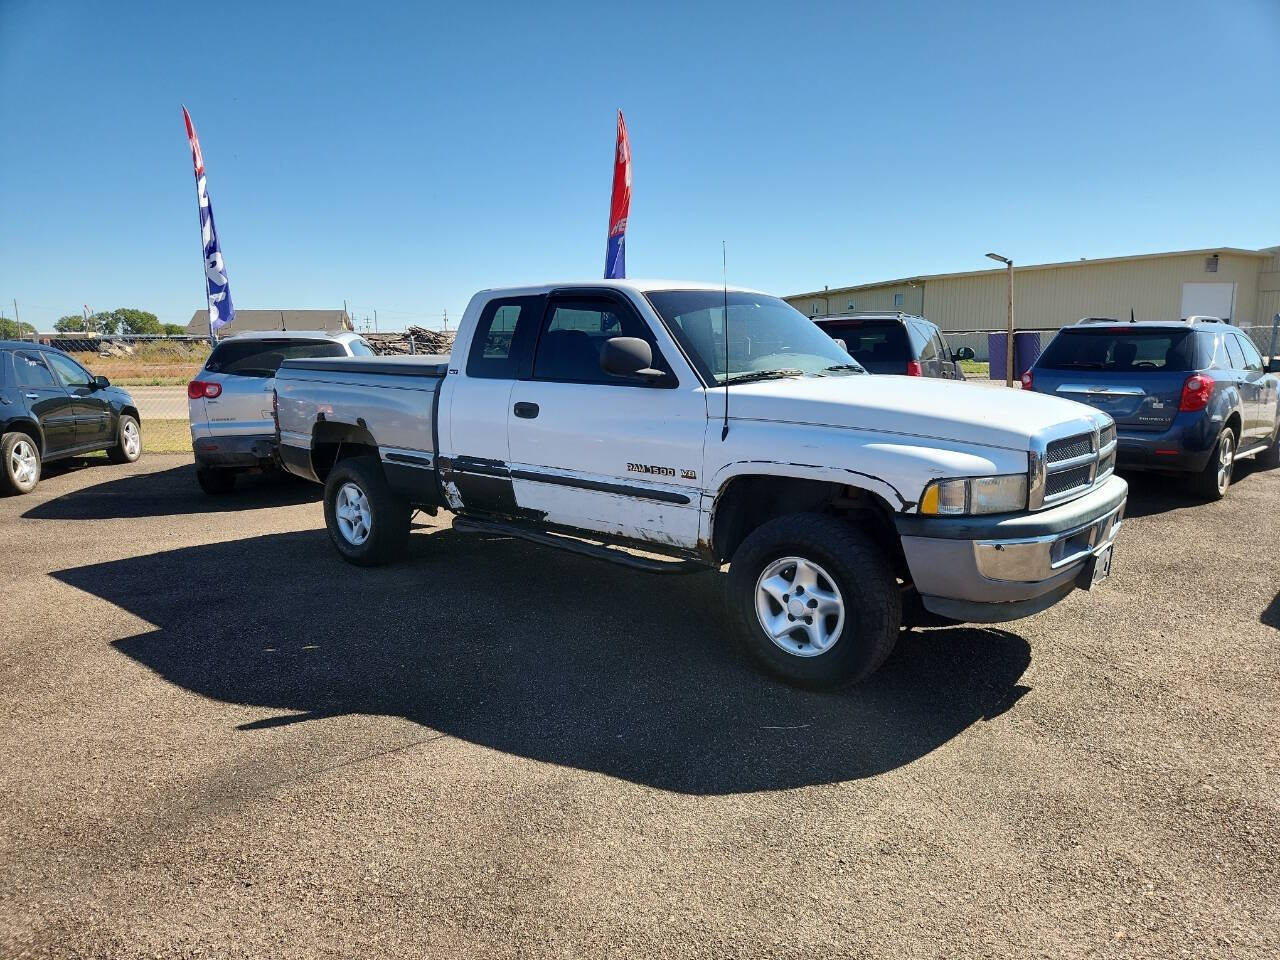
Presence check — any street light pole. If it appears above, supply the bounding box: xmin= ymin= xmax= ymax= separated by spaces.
xmin=987 ymin=253 xmax=1015 ymax=387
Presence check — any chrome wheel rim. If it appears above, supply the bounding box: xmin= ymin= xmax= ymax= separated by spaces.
xmin=1217 ymin=432 xmax=1234 ymax=494
xmin=122 ymin=421 xmax=141 ymax=459
xmin=754 ymin=556 xmax=846 ymax=657
xmin=10 ymin=440 xmax=38 ymax=487
xmin=334 ymin=482 xmax=372 ymax=545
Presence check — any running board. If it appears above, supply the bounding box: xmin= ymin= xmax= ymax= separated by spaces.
xmin=451 ymin=517 xmax=705 ymax=574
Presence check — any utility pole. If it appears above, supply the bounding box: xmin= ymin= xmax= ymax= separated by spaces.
xmin=442 ymin=309 xmax=448 ymax=332
xmin=986 ymin=253 xmax=1015 ymax=387
xmin=373 ymin=309 xmax=378 ymax=334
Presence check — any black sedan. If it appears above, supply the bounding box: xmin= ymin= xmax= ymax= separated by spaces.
xmin=0 ymin=341 xmax=142 ymax=495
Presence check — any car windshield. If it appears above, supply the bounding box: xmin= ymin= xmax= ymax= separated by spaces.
xmin=646 ymin=290 xmax=864 ymax=383
xmin=205 ymin=338 xmax=348 ymax=377
xmin=815 ymin=319 xmax=911 ymax=373
xmin=1038 ymin=328 xmax=1195 ymax=372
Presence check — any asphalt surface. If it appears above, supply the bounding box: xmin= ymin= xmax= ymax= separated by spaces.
xmin=2 ymin=454 xmax=1278 ymax=958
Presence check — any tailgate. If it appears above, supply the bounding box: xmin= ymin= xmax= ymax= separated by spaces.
xmin=1037 ymin=371 xmax=1185 ymax=431
xmin=202 ymin=372 xmax=276 ymax=437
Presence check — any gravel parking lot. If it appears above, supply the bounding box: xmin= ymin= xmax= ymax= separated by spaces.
xmin=2 ymin=454 xmax=1278 ymax=958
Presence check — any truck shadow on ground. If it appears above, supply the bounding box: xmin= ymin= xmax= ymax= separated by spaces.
xmin=1118 ymin=463 xmax=1267 ymax=519
xmin=24 ymin=464 xmax=319 ymax=520
xmin=52 ymin=526 xmax=1031 ymax=795
xmin=1263 ymin=592 xmax=1280 ymax=631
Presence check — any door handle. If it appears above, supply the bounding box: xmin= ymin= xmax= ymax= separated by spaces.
xmin=513 ymin=401 xmax=539 ymax=419
xmin=25 ymin=393 xmax=39 ymax=400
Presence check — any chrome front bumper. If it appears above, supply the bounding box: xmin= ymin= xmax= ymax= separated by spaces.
xmin=895 ymin=474 xmax=1128 ymax=623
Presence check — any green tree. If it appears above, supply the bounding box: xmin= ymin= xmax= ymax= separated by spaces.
xmin=54 ymin=314 xmax=87 ymax=333
xmin=0 ymin=315 xmax=36 ymax=339
xmin=161 ymin=323 xmax=186 ymax=336
xmin=111 ymin=308 xmax=161 ymax=335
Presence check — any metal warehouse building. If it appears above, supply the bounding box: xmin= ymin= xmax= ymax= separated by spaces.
xmin=786 ymin=245 xmax=1280 ymax=348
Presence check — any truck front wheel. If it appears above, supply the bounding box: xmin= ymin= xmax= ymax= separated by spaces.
xmin=323 ymin=455 xmax=410 ymax=566
xmin=727 ymin=513 xmax=902 ymax=689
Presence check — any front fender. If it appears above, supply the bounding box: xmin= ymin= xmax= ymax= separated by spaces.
xmin=707 ymin=420 xmax=1028 ymax=512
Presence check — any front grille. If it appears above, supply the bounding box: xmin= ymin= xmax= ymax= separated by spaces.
xmin=1047 ymin=433 xmax=1094 ymax=463
xmin=1045 ymin=464 xmax=1093 ymax=497
xmin=1100 ymin=422 xmax=1116 ymax=450
xmin=1098 ymin=449 xmax=1116 ymax=476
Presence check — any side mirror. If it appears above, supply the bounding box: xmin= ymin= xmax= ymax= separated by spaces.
xmin=953 ymin=346 xmax=976 ymax=362
xmin=600 ymin=337 xmax=664 ymax=380
xmin=92 ymin=375 xmax=110 ymax=389
xmin=832 ymin=338 xmax=848 ymax=353
xmin=1266 ymin=358 xmax=1279 ymax=374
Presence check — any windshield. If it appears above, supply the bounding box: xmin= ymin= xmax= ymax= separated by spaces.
xmin=1038 ymin=328 xmax=1195 ymax=372
xmin=205 ymin=338 xmax=348 ymax=377
xmin=646 ymin=290 xmax=863 ymax=384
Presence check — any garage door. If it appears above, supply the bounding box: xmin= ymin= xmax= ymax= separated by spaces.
xmin=1181 ymin=281 xmax=1236 ymax=321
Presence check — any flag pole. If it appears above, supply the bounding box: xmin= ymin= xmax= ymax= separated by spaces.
xmin=182 ymin=105 xmax=218 ymax=346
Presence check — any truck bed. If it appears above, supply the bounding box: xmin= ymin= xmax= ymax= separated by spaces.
xmin=275 ymin=354 xmax=448 ymax=500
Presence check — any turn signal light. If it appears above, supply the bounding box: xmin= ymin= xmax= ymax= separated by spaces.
xmin=187 ymin=380 xmax=222 ymax=399
xmin=1021 ymin=369 xmax=1034 ymax=390
xmin=906 ymin=360 xmax=923 ymax=376
xmin=1178 ymin=373 xmax=1213 ymax=412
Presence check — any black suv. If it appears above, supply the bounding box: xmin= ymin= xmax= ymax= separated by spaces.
xmin=0 ymin=341 xmax=142 ymax=495
xmin=813 ymin=313 xmax=973 ymax=378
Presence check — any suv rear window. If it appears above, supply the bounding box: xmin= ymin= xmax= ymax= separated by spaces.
xmin=1038 ymin=328 xmax=1195 ymax=372
xmin=815 ymin=320 xmax=910 ymax=372
xmin=205 ymin=338 xmax=347 ymax=377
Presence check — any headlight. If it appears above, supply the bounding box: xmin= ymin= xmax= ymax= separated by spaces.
xmin=919 ymin=474 xmax=1028 ymax=516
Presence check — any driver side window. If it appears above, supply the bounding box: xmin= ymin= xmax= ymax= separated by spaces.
xmin=532 ymin=297 xmax=674 ymax=386
xmin=45 ymin=352 xmax=92 ymax=387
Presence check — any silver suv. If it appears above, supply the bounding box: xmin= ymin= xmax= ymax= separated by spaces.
xmin=188 ymin=330 xmax=373 ymax=493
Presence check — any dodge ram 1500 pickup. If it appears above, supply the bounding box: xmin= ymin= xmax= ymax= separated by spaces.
xmin=274 ymin=280 xmax=1127 ymax=689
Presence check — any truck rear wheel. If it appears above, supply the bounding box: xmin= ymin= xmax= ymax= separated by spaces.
xmin=726 ymin=513 xmax=901 ymax=689
xmin=323 ymin=455 xmax=410 ymax=566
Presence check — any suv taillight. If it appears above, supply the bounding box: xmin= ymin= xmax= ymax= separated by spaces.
xmin=1178 ymin=373 xmax=1214 ymax=412
xmin=1021 ymin=369 xmax=1034 ymax=390
xmin=906 ymin=360 xmax=923 ymax=376
xmin=187 ymin=380 xmax=222 ymax=399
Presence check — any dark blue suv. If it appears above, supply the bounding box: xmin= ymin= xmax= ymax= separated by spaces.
xmin=1023 ymin=319 xmax=1280 ymax=499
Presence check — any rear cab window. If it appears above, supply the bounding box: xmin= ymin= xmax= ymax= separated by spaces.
xmin=204 ymin=338 xmax=348 ymax=377
xmin=1038 ymin=328 xmax=1196 ymax=372
xmin=465 ymin=296 xmax=545 ymax=379
xmin=815 ymin=319 xmax=909 ymax=372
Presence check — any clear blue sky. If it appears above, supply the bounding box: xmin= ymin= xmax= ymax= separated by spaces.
xmin=2 ymin=0 xmax=1277 ymax=332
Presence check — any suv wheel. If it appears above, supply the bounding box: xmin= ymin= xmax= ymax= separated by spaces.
xmin=1 ymin=432 xmax=41 ymax=496
xmin=323 ymin=456 xmax=410 ymax=566
xmin=726 ymin=513 xmax=901 ymax=689
xmin=1190 ymin=427 xmax=1235 ymax=500
xmin=196 ymin=467 xmax=237 ymax=495
xmin=106 ymin=415 xmax=142 ymax=464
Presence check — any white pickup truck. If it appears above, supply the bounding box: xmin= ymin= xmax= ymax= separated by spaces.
xmin=274 ymin=280 xmax=1127 ymax=688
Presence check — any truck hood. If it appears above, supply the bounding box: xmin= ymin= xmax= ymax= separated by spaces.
xmin=724 ymin=375 xmax=1101 ymax=450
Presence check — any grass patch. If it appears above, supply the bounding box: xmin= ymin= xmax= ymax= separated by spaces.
xmin=960 ymin=360 xmax=990 ymax=379
xmin=112 ymin=376 xmax=191 ymax=386
xmin=141 ymin=419 xmax=192 ymax=454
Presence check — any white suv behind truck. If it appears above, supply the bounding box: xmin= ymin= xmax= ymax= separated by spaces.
xmin=272 ymin=281 xmax=1127 ymax=689
xmin=187 ymin=329 xmax=374 ymax=494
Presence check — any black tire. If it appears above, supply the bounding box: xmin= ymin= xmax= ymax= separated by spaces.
xmin=1258 ymin=418 xmax=1280 ymax=470
xmin=726 ymin=513 xmax=902 ymax=689
xmin=0 ymin=431 xmax=41 ymax=496
xmin=323 ymin=455 xmax=410 ymax=566
xmin=196 ymin=466 xmax=237 ymax=495
xmin=105 ymin=414 xmax=142 ymax=464
xmin=1188 ymin=427 xmax=1236 ymax=501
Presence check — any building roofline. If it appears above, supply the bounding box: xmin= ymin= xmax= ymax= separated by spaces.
xmin=788 ymin=245 xmax=1278 ymax=301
